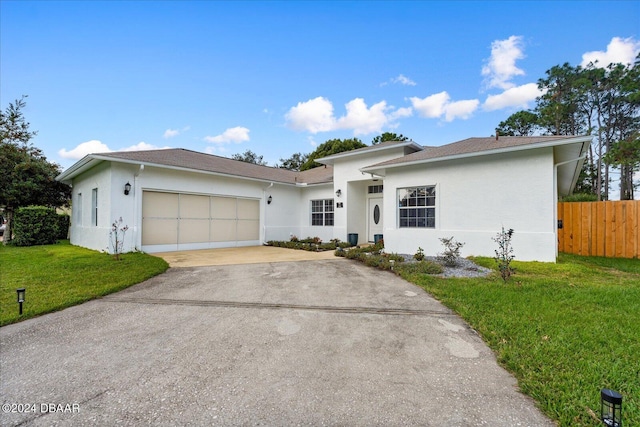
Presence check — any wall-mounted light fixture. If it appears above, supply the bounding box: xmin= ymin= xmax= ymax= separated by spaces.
xmin=124 ymin=182 xmax=131 ymax=196
xmin=267 ymin=195 xmax=273 ymax=205
xmin=335 ymin=189 xmax=342 ymax=197
xmin=16 ymin=288 xmax=25 ymax=315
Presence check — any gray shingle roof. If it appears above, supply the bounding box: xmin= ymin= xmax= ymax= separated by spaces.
xmin=96 ymin=148 xmax=333 ymax=185
xmin=366 ymin=136 xmax=578 ymax=168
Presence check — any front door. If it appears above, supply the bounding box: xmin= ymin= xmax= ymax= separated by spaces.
xmin=368 ymin=197 xmax=383 ymax=242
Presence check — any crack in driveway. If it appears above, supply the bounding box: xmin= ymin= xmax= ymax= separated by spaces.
xmin=101 ymin=296 xmax=455 ymax=317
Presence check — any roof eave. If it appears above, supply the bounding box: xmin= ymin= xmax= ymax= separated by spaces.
xmin=361 ymin=136 xmax=593 ymax=175
xmin=57 ymin=153 xmax=328 ymax=186
xmin=316 ymin=141 xmax=423 ymax=165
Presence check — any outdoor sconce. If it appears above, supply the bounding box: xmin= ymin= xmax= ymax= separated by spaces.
xmin=267 ymin=195 xmax=272 ymax=205
xmin=16 ymin=288 xmax=25 ymax=315
xmin=601 ymin=388 xmax=622 ymax=426
xmin=335 ymin=189 xmax=342 ymax=197
xmin=124 ymin=182 xmax=131 ymax=196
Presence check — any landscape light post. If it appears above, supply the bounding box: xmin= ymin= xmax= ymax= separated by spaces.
xmin=16 ymin=288 xmax=25 ymax=315
xmin=601 ymin=388 xmax=622 ymax=427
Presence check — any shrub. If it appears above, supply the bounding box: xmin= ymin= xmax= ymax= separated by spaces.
xmin=437 ymin=236 xmax=465 ymax=267
xmin=13 ymin=206 xmax=59 ymax=246
xmin=493 ymin=227 xmax=516 ymax=282
xmin=560 ymin=193 xmax=598 ymax=202
xmin=413 ymin=247 xmax=425 ymax=261
xmin=56 ymin=213 xmax=70 ymax=240
xmin=396 ymin=260 xmax=443 ymax=275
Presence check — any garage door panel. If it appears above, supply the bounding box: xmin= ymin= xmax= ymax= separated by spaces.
xmin=211 ymin=219 xmax=237 ymax=242
xmin=180 ymin=194 xmax=209 ymax=219
xmin=211 ymin=197 xmax=236 ymax=219
xmin=142 ymin=219 xmax=178 ymax=245
xmin=179 ymin=219 xmax=210 ymax=243
xmin=143 ymin=192 xmax=179 ymax=218
xmin=143 ymin=191 xmax=260 ymax=250
xmin=237 ymin=219 xmax=259 ymax=241
xmin=237 ymin=199 xmax=259 ymax=220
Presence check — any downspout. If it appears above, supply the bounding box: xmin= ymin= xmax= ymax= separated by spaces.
xmin=133 ymin=165 xmax=144 ymax=251
xmin=263 ymin=182 xmax=273 ymax=244
xmin=553 ymin=152 xmax=587 ymax=259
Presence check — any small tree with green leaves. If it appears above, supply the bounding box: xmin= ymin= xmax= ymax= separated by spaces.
xmin=437 ymin=236 xmax=465 ymax=267
xmin=493 ymin=227 xmax=516 ymax=282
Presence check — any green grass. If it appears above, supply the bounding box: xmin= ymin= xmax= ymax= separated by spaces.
xmin=0 ymin=240 xmax=169 ymax=326
xmin=398 ymin=253 xmax=639 ymax=426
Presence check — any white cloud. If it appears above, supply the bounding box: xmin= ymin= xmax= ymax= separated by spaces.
xmin=336 ymin=98 xmax=390 ymax=135
xmin=581 ymin=36 xmax=640 ymax=68
xmin=286 ymin=97 xmax=412 ymax=135
xmin=409 ymin=92 xmax=450 ymax=118
xmin=443 ymin=99 xmax=480 ymax=122
xmin=482 ymin=35 xmax=526 ymax=90
xmin=483 ymin=83 xmax=544 ymax=111
xmin=163 ymin=126 xmax=190 ymax=139
xmin=204 ymin=126 xmax=250 ymax=144
xmin=410 ymin=92 xmax=479 ymax=122
xmin=163 ymin=129 xmax=179 ymax=139
xmin=389 ymin=106 xmax=413 ymax=120
xmin=58 ymin=140 xmax=111 ymax=160
xmin=122 ymin=142 xmax=170 ymax=152
xmin=58 ymin=140 xmax=169 ymax=160
xmin=285 ymin=97 xmax=336 ymax=133
xmin=384 ymin=74 xmax=417 ymax=86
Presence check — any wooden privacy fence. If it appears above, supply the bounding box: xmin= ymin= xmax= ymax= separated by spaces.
xmin=558 ymin=201 xmax=639 ymax=259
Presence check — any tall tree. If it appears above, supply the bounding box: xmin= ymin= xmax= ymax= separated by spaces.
xmin=0 ymin=97 xmax=71 ymax=241
xmin=371 ymin=132 xmax=409 ymax=145
xmin=278 ymin=152 xmax=308 ymax=171
xmin=231 ymin=149 xmax=268 ymax=166
xmin=300 ymin=138 xmax=367 ymax=171
xmin=495 ymin=110 xmax=540 ymax=136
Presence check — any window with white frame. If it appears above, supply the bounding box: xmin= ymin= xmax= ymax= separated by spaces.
xmin=398 ymin=186 xmax=436 ymax=228
xmin=311 ymin=199 xmax=334 ymax=226
xmin=76 ymin=193 xmax=83 ymax=226
xmin=91 ymin=188 xmax=98 ymax=226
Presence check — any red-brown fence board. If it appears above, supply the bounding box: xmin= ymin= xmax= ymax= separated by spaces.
xmin=558 ymin=201 xmax=639 ymax=259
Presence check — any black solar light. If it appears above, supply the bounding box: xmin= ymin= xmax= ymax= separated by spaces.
xmin=601 ymin=388 xmax=622 ymax=427
xmin=16 ymin=288 xmax=25 ymax=315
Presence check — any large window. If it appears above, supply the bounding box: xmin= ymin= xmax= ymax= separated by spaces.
xmin=311 ymin=199 xmax=334 ymax=226
xmin=91 ymin=188 xmax=98 ymax=226
xmin=398 ymin=186 xmax=436 ymax=228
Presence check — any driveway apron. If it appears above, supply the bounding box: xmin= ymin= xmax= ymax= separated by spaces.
xmin=0 ymin=257 xmax=553 ymax=426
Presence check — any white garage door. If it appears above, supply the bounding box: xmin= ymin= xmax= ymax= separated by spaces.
xmin=142 ymin=191 xmax=260 ymax=252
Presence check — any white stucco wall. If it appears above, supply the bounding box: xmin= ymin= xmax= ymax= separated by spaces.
xmin=330 ymin=147 xmax=408 ymax=244
xmin=297 ymin=184 xmax=335 ymax=242
xmin=69 ymin=161 xmax=114 ymax=252
xmin=382 ymin=148 xmax=557 ymax=262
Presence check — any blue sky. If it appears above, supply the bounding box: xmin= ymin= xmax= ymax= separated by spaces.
xmin=2 ymin=1 xmax=639 ymax=171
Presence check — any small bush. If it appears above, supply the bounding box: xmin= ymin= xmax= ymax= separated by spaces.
xmin=13 ymin=206 xmax=60 ymax=246
xmin=437 ymin=236 xmax=465 ymax=267
xmin=413 ymin=247 xmax=425 ymax=261
xmin=493 ymin=227 xmax=516 ymax=282
xmin=560 ymin=193 xmax=598 ymax=202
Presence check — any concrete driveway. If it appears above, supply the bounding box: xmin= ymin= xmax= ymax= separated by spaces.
xmin=0 ymin=256 xmax=553 ymax=426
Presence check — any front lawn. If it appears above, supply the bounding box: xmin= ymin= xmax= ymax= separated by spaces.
xmin=399 ymin=253 xmax=639 ymax=426
xmin=0 ymin=241 xmax=168 ymax=326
